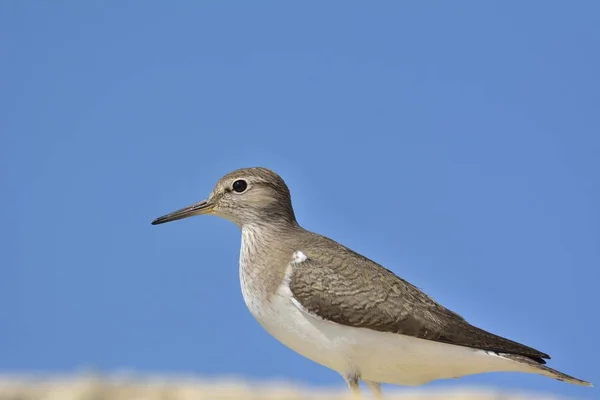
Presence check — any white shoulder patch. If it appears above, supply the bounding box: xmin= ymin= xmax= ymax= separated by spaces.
xmin=292 ymin=250 xmax=307 ymax=263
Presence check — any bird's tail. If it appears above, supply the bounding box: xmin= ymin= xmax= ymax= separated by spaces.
xmin=501 ymin=354 xmax=593 ymax=387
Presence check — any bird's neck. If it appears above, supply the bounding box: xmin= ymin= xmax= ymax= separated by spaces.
xmin=240 ymin=221 xmax=298 ymax=259
xmin=239 ymin=222 xmax=300 ymax=297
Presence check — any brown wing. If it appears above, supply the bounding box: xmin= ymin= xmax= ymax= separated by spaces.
xmin=289 ymin=237 xmax=549 ymax=364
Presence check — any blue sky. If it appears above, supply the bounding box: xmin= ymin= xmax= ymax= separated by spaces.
xmin=1 ymin=1 xmax=598 ymax=397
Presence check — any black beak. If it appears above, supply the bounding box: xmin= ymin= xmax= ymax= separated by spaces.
xmin=151 ymin=200 xmax=213 ymax=225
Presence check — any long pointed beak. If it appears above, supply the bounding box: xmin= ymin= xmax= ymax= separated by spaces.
xmin=151 ymin=200 xmax=213 ymax=225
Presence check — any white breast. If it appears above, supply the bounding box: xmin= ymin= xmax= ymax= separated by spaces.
xmin=238 ymin=227 xmax=538 ymax=385
xmin=240 ymin=243 xmax=350 ymax=372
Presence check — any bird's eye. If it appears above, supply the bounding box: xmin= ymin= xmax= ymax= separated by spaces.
xmin=232 ymin=179 xmax=248 ymax=193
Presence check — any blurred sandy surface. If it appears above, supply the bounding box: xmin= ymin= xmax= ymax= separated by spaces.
xmin=0 ymin=373 xmax=573 ymax=400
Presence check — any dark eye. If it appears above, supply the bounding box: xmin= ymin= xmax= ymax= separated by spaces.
xmin=232 ymin=179 xmax=248 ymax=193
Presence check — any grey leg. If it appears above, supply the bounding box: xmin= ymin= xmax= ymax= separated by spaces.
xmin=344 ymin=372 xmax=362 ymax=398
xmin=365 ymin=381 xmax=383 ymax=399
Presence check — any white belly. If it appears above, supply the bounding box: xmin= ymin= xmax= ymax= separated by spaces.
xmin=240 ymin=265 xmax=532 ymax=386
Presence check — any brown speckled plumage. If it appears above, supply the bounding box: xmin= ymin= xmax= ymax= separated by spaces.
xmin=287 ymin=231 xmax=549 ymax=363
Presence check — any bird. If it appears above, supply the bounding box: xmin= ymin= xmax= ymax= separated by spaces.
xmin=151 ymin=167 xmax=592 ymax=397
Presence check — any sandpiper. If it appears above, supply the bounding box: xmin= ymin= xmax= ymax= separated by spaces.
xmin=152 ymin=167 xmax=591 ymax=397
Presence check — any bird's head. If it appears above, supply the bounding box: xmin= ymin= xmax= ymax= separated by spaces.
xmin=152 ymin=167 xmax=296 ymax=227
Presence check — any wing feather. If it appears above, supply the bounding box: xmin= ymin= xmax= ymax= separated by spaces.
xmin=288 ymin=236 xmax=549 ymax=364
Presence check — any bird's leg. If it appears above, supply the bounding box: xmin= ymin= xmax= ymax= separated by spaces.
xmin=344 ymin=372 xmax=362 ymax=398
xmin=365 ymin=381 xmax=383 ymax=399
